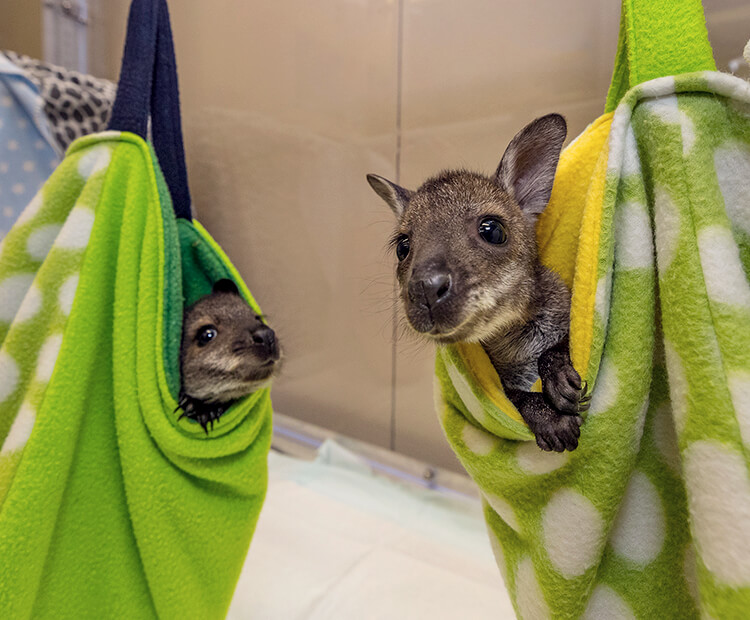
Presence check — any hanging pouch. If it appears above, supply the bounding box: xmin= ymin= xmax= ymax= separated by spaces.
xmin=436 ymin=0 xmax=750 ymax=617
xmin=0 ymin=0 xmax=272 ymax=618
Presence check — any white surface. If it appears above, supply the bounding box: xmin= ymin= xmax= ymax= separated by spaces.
xmin=229 ymin=441 xmax=514 ymax=619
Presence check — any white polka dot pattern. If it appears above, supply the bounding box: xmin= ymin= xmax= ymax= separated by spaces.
xmin=484 ymin=492 xmax=521 ymax=532
xmin=13 ymin=284 xmax=42 ymax=323
xmin=58 ymin=274 xmax=79 ymax=316
xmin=714 ymin=144 xmax=750 ymax=237
xmin=642 ymin=92 xmax=695 ymax=154
xmin=26 ymin=224 xmax=62 ymax=261
xmin=0 ymin=273 xmax=35 ymax=322
xmin=543 ymin=489 xmax=604 ymax=578
xmin=614 ymin=202 xmax=653 ymax=269
xmin=0 ymin=351 xmax=19 ymax=404
xmin=487 ymin=530 xmax=508 ymax=583
xmin=1 ymin=400 xmax=35 ymax=454
xmin=515 ymin=557 xmax=550 ymax=620
xmin=35 ymin=333 xmax=63 ymax=383
xmin=14 ymin=191 xmax=44 ymax=227
xmin=610 ymin=471 xmax=665 ymax=565
xmin=582 ymin=585 xmax=636 ymax=620
xmin=697 ymin=226 xmax=750 ymax=308
xmin=0 ymin=137 xmax=114 ymax=549
xmin=594 ymin=271 xmax=612 ymax=323
xmin=588 ymin=357 xmax=619 ymax=416
xmin=461 ymin=422 xmax=498 ymax=456
xmin=683 ymin=441 xmax=750 ymax=586
xmin=446 ymin=356 xmax=488 ymax=426
xmin=683 ymin=544 xmax=700 ymax=605
xmin=56 ymin=207 xmax=95 ymax=250
xmin=77 ymin=145 xmax=111 ymax=180
xmin=516 ymin=441 xmax=569 ymax=474
xmin=663 ymin=341 xmax=688 ymax=435
xmin=653 ymin=186 xmax=681 ymax=274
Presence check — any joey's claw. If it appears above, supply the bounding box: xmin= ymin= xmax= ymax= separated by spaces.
xmin=514 ymin=391 xmax=584 ymax=452
xmin=177 ymin=393 xmax=230 ymax=434
xmin=544 ymin=433 xmax=563 ymax=453
xmin=568 ymin=369 xmax=582 ymax=391
xmin=543 ymin=370 xmax=583 ymax=414
xmin=528 ymin=409 xmax=582 ymax=452
xmin=536 ymin=436 xmax=551 ymax=451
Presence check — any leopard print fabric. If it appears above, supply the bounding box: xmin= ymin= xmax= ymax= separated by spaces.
xmin=3 ymin=52 xmax=116 ymax=153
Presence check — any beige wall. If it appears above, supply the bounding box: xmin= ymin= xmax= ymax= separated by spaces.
xmin=0 ymin=0 xmax=42 ymax=58
xmin=79 ymin=0 xmax=750 ymax=470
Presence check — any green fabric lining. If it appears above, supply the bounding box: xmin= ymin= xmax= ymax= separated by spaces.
xmin=0 ymin=130 xmax=272 ymax=619
xmin=604 ymin=0 xmax=715 ymax=112
xmin=438 ymin=70 xmax=750 ymax=620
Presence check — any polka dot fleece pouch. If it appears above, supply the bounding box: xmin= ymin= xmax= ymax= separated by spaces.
xmin=434 ymin=2 xmax=750 ymax=618
xmin=0 ymin=1 xmax=271 ymax=616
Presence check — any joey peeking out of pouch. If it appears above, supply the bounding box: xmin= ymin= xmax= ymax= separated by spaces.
xmin=367 ymin=113 xmax=589 ymax=452
xmin=178 ymin=279 xmax=281 ymax=433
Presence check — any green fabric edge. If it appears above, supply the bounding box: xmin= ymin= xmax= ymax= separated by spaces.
xmin=149 ymin=145 xmax=183 ymax=400
xmin=604 ymin=0 xmax=716 ymax=113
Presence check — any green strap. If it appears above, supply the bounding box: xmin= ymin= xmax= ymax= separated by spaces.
xmin=605 ymin=0 xmax=716 ymax=112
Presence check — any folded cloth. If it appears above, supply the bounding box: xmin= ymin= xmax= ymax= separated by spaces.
xmin=437 ymin=68 xmax=750 ymax=620
xmin=0 ymin=128 xmax=272 ymax=619
xmin=435 ymin=2 xmax=750 ymax=617
xmin=0 ymin=1 xmax=272 ymax=617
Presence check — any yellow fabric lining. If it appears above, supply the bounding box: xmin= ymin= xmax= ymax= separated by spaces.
xmin=453 ymin=112 xmax=614 ymax=425
xmin=539 ymin=113 xmax=614 ymax=375
xmin=454 ymin=342 xmax=525 ymax=424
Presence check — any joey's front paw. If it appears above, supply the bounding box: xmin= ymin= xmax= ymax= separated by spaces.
xmin=520 ymin=395 xmax=583 ymax=452
xmin=532 ymin=411 xmax=583 ymax=452
xmin=176 ymin=394 xmax=229 ymax=434
xmin=543 ymin=365 xmax=590 ymax=415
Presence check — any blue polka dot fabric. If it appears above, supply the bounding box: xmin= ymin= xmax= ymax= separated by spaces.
xmin=0 ymin=55 xmax=60 ymax=241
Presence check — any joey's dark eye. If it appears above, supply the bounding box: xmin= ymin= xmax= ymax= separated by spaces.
xmin=395 ymin=235 xmax=411 ymax=261
xmin=196 ymin=325 xmax=218 ymax=346
xmin=478 ymin=217 xmax=507 ymax=245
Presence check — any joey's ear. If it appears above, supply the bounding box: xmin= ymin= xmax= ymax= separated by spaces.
xmin=366 ymin=174 xmax=412 ymax=218
xmin=212 ymin=279 xmax=240 ymax=296
xmin=494 ymin=114 xmax=567 ymax=218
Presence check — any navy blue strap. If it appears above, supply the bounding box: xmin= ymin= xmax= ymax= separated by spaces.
xmin=108 ymin=0 xmax=192 ymax=220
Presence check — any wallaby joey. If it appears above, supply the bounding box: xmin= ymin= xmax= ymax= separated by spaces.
xmin=367 ymin=114 xmax=589 ymax=452
xmin=178 ymin=279 xmax=281 ymax=433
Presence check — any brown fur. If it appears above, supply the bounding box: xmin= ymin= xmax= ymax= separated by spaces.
xmin=368 ymin=114 xmax=588 ymax=452
xmin=179 ymin=280 xmax=280 ymax=431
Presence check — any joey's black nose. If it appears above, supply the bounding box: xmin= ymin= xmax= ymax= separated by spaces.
xmin=409 ymin=271 xmax=452 ymax=309
xmin=251 ymin=325 xmax=279 ymax=360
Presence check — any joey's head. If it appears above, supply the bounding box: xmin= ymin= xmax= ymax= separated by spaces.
xmin=180 ymin=279 xmax=281 ymax=404
xmin=367 ymin=114 xmax=566 ymax=344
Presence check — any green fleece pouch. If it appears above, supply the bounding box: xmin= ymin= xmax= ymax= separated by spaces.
xmin=436 ymin=1 xmax=750 ymax=618
xmin=0 ymin=1 xmax=271 ymax=617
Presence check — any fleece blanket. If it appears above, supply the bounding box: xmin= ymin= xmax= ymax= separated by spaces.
xmin=0 ymin=130 xmax=272 ymax=618
xmin=435 ymin=1 xmax=750 ymax=618
xmin=1 ymin=0 xmax=273 ymax=615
